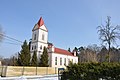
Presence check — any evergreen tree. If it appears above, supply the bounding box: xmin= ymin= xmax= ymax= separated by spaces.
xmin=68 ymin=48 xmax=71 ymax=52
xmin=40 ymin=47 xmax=49 ymax=67
xmin=20 ymin=40 xmax=31 ymax=66
xmin=31 ymin=51 xmax=37 ymax=66
xmin=29 ymin=39 xmax=32 ymax=50
xmin=73 ymin=47 xmax=78 ymax=56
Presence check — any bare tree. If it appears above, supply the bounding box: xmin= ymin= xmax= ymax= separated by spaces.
xmin=97 ymin=16 xmax=120 ymax=62
xmin=97 ymin=46 xmax=108 ymax=62
xmin=78 ymin=46 xmax=97 ymax=63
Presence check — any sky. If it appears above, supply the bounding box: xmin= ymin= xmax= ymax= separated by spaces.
xmin=0 ymin=0 xmax=120 ymax=58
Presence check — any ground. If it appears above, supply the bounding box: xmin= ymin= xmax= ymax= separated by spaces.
xmin=0 ymin=74 xmax=58 ymax=80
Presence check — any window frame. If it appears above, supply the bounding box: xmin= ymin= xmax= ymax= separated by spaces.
xmin=55 ymin=57 xmax=57 ymax=65
xmin=34 ymin=34 xmax=36 ymax=40
xmin=60 ymin=58 xmax=62 ymax=65
xmin=64 ymin=58 xmax=66 ymax=66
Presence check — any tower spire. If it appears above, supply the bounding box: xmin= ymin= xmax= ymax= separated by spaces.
xmin=37 ymin=17 xmax=44 ymax=27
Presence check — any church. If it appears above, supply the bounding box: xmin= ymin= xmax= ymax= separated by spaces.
xmin=30 ymin=17 xmax=78 ymax=68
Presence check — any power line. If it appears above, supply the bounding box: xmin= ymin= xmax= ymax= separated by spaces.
xmin=0 ymin=33 xmax=23 ymax=43
xmin=3 ymin=41 xmax=22 ymax=45
xmin=1 ymin=35 xmax=18 ymax=43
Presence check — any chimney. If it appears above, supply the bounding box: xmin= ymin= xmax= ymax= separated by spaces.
xmin=48 ymin=43 xmax=54 ymax=53
xmin=73 ymin=50 xmax=76 ymax=56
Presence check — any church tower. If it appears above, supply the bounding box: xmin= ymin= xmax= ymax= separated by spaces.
xmin=30 ymin=17 xmax=48 ymax=57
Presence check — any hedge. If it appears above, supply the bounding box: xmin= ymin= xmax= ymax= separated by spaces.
xmin=61 ymin=62 xmax=120 ymax=80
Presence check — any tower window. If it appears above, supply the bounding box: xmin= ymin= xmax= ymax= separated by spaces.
xmin=32 ymin=46 xmax=33 ymax=50
xmin=42 ymin=34 xmax=44 ymax=40
xmin=35 ymin=45 xmax=36 ymax=50
xmin=40 ymin=45 xmax=42 ymax=50
xmin=34 ymin=34 xmax=36 ymax=40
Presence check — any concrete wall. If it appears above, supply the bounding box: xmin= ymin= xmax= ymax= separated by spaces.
xmin=0 ymin=66 xmax=58 ymax=77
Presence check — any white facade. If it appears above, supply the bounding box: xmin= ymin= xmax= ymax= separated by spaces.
xmin=48 ymin=46 xmax=78 ymax=68
xmin=30 ymin=17 xmax=78 ymax=68
xmin=49 ymin=52 xmax=78 ymax=68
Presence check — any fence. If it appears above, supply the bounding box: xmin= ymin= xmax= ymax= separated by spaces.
xmin=0 ymin=66 xmax=58 ymax=77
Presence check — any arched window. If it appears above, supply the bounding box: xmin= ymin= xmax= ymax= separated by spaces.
xmin=64 ymin=58 xmax=66 ymax=66
xmin=55 ymin=57 xmax=57 ymax=65
xmin=34 ymin=45 xmax=36 ymax=49
xmin=60 ymin=58 xmax=62 ymax=65
xmin=32 ymin=46 xmax=33 ymax=50
xmin=42 ymin=34 xmax=44 ymax=40
xmin=40 ymin=45 xmax=42 ymax=50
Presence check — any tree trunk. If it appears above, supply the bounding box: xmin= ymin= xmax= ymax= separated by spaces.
xmin=108 ymin=42 xmax=111 ymax=62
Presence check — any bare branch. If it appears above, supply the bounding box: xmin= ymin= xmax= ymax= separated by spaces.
xmin=97 ymin=16 xmax=120 ymax=62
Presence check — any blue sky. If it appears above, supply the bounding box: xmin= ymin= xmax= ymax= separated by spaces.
xmin=0 ymin=0 xmax=120 ymax=58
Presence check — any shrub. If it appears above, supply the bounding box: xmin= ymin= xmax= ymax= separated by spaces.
xmin=61 ymin=62 xmax=120 ymax=80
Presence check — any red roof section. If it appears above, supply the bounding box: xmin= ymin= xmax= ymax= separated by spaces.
xmin=33 ymin=17 xmax=48 ymax=32
xmin=54 ymin=47 xmax=74 ymax=56
xmin=37 ymin=17 xmax=44 ymax=27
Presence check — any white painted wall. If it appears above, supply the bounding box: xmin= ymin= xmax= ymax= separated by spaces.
xmin=38 ymin=25 xmax=48 ymax=46
xmin=50 ymin=52 xmax=78 ymax=68
xmin=40 ymin=25 xmax=47 ymax=31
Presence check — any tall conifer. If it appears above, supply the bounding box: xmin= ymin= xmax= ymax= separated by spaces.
xmin=31 ymin=51 xmax=37 ymax=66
xmin=20 ymin=40 xmax=31 ymax=66
xmin=40 ymin=47 xmax=49 ymax=67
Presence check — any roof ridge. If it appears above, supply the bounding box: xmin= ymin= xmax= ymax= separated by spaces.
xmin=55 ymin=47 xmax=71 ymax=52
xmin=54 ymin=47 xmax=74 ymax=56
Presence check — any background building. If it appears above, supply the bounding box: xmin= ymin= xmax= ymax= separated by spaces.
xmin=0 ymin=61 xmax=1 ymax=65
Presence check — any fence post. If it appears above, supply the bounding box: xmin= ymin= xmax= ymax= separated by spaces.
xmin=1 ymin=66 xmax=3 ymax=77
xmin=22 ymin=66 xmax=25 ymax=75
xmin=0 ymin=66 xmax=2 ymax=77
xmin=36 ymin=66 xmax=37 ymax=75
xmin=1 ymin=66 xmax=7 ymax=77
xmin=55 ymin=67 xmax=57 ymax=74
xmin=46 ymin=67 xmax=48 ymax=75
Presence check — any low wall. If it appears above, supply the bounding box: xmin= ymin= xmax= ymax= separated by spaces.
xmin=0 ymin=66 xmax=58 ymax=77
xmin=0 ymin=66 xmax=2 ymax=75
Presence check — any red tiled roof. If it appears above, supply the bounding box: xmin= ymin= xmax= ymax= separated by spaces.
xmin=38 ymin=17 xmax=44 ymax=27
xmin=54 ymin=47 xmax=74 ymax=56
xmin=33 ymin=17 xmax=48 ymax=32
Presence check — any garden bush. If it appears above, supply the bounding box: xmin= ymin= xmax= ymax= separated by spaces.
xmin=61 ymin=62 xmax=120 ymax=80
